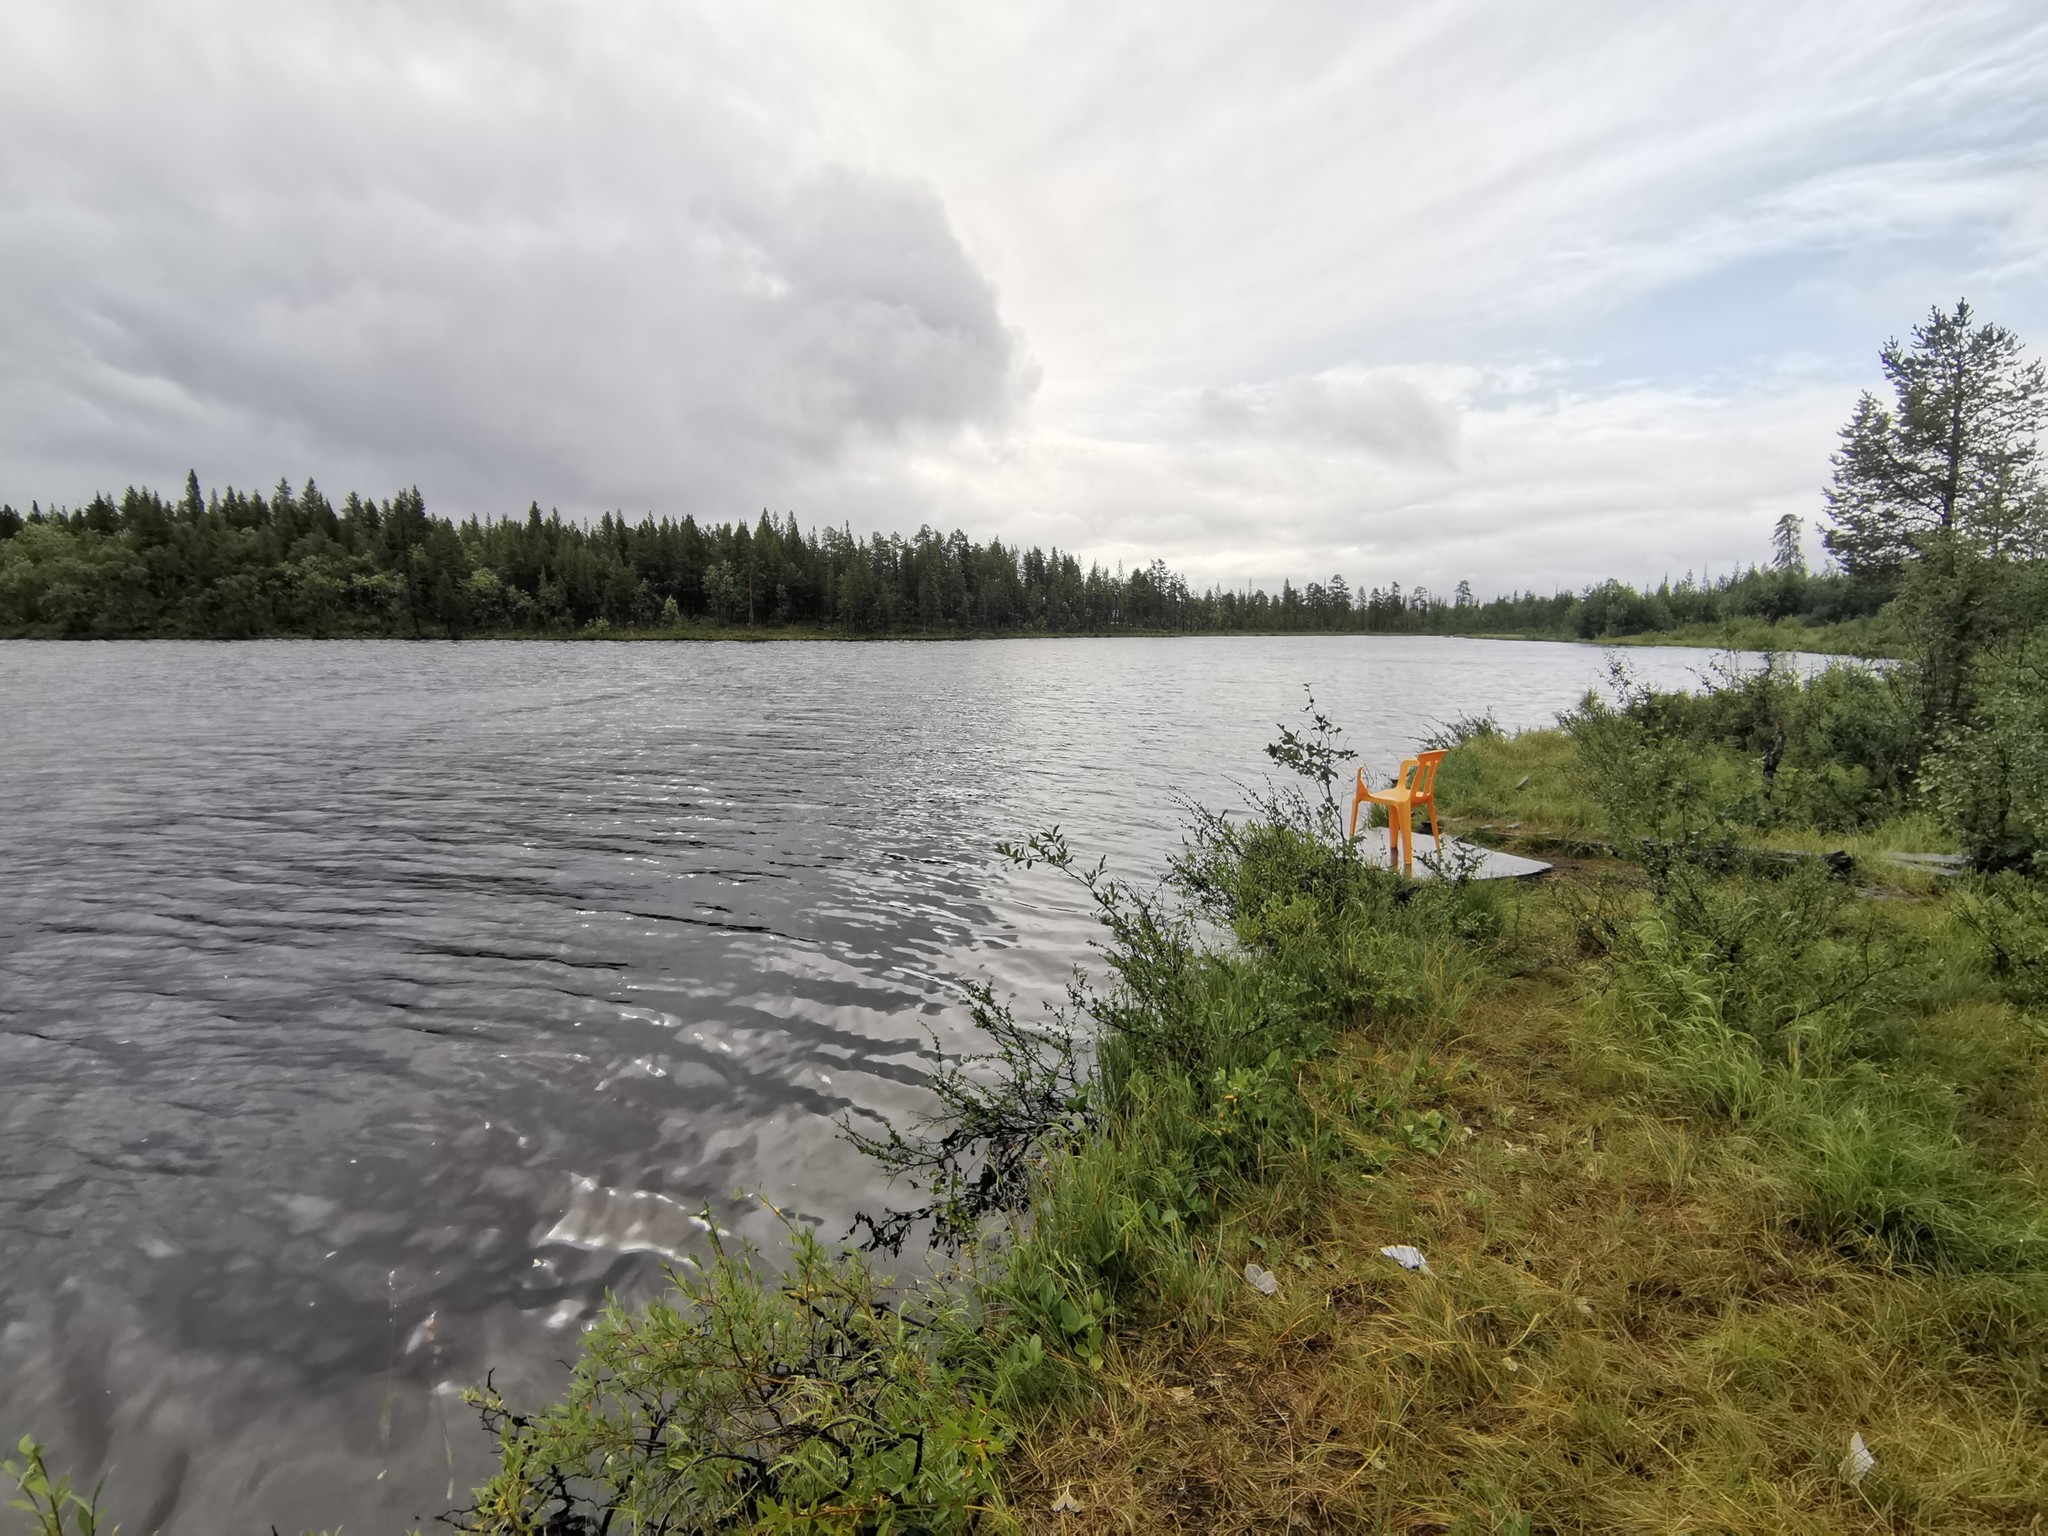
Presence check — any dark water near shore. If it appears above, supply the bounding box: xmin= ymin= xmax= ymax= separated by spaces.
xmin=1 ymin=635 xmax=1746 ymax=1532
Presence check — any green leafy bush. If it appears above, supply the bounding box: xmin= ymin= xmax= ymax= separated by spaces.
xmin=449 ymin=1222 xmax=1007 ymax=1534
xmin=4 ymin=1439 xmax=107 ymax=1536
xmin=1958 ymin=872 xmax=2048 ymax=1006
xmin=1924 ymin=643 xmax=2048 ymax=871
xmin=1564 ymin=655 xmax=1920 ymax=839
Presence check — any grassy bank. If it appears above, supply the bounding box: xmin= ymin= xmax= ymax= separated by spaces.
xmin=991 ymin=820 xmax=2045 ymax=1529
xmin=1595 ymin=613 xmax=1903 ymax=658
xmin=14 ymin=679 xmax=2047 ymax=1535
xmin=1461 ymin=615 xmax=1902 ymax=659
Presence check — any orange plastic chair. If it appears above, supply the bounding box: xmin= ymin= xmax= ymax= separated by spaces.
xmin=1348 ymin=749 xmax=1448 ymax=874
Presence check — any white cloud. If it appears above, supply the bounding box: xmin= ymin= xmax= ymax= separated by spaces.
xmin=1196 ymin=373 xmax=1462 ymax=466
xmin=862 ymin=366 xmax=1841 ymax=596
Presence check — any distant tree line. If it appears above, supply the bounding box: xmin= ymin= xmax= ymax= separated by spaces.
xmin=0 ymin=468 xmax=1881 ymax=642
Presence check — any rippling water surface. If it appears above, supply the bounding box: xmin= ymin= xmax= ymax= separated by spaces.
xmin=1 ymin=635 xmax=1740 ymax=1532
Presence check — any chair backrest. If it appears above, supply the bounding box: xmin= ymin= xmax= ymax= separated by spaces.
xmin=1411 ymin=749 xmax=1448 ymax=798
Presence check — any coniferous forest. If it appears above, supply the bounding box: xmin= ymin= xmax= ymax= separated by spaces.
xmin=0 ymin=472 xmax=1885 ymax=644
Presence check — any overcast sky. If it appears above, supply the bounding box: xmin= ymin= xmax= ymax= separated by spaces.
xmin=4 ymin=2 xmax=2045 ymax=596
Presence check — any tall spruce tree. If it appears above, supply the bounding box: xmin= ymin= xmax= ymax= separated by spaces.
xmin=1771 ymin=513 xmax=1805 ymax=573
xmin=1824 ymin=300 xmax=2045 ymax=576
xmin=1823 ymin=300 xmax=2048 ymax=729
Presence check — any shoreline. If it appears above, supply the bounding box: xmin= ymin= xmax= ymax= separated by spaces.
xmin=0 ymin=623 xmax=1899 ymax=658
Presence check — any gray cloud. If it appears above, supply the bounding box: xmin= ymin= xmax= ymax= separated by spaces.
xmin=0 ymin=4 xmax=1027 ymax=516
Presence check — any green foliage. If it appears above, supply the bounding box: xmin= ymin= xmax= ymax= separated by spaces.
xmin=2 ymin=472 xmax=1904 ymax=643
xmin=1418 ymin=711 xmax=1502 ymax=752
xmin=0 ymin=477 xmax=1222 ymax=639
xmin=1823 ymin=298 xmax=2048 ymax=741
xmin=1924 ymin=634 xmax=2048 ymax=871
xmin=449 ymin=1220 xmax=1006 ymax=1534
xmin=1260 ymin=685 xmax=1359 ymax=838
xmin=1958 ymin=872 xmax=2048 ymax=1007
xmin=849 ymin=696 xmax=1499 ymax=1404
xmin=846 ymin=974 xmax=1094 ymax=1256
xmin=1823 ymin=299 xmax=2047 ymax=583
xmin=1589 ymin=869 xmax=2045 ymax=1270
xmin=4 ymin=1438 xmax=106 ymax=1536
xmin=1565 ymin=655 xmax=1922 ymax=840
xmin=0 ymin=522 xmax=153 ymax=637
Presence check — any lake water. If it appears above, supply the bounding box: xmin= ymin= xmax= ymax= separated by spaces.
xmin=1 ymin=635 xmax=1751 ymax=1532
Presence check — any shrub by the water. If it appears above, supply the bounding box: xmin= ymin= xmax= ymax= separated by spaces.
xmin=1925 ymin=640 xmax=2048 ymax=873
xmin=449 ymin=1224 xmax=1008 ymax=1533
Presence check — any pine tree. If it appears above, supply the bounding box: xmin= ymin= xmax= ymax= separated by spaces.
xmin=1771 ymin=514 xmax=1806 ymax=573
xmin=1824 ymin=300 xmax=2046 ymax=579
xmin=1824 ymin=301 xmax=2048 ymax=732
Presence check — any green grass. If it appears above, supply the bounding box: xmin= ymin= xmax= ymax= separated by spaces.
xmin=1433 ymin=727 xmax=1605 ymax=849
xmin=1434 ymin=714 xmax=1959 ymax=888
xmin=986 ymin=718 xmax=2043 ymax=1532
xmin=995 ymin=841 xmax=2048 ymax=1532
xmin=1455 ymin=615 xmax=1902 ymax=659
xmin=1599 ymin=613 xmax=1904 ymax=659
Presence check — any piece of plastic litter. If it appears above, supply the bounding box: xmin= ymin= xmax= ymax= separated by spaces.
xmin=1841 ymin=1432 xmax=1875 ymax=1486
xmin=1243 ymin=1261 xmax=1280 ymax=1295
xmin=1379 ymin=1244 xmax=1432 ymax=1274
